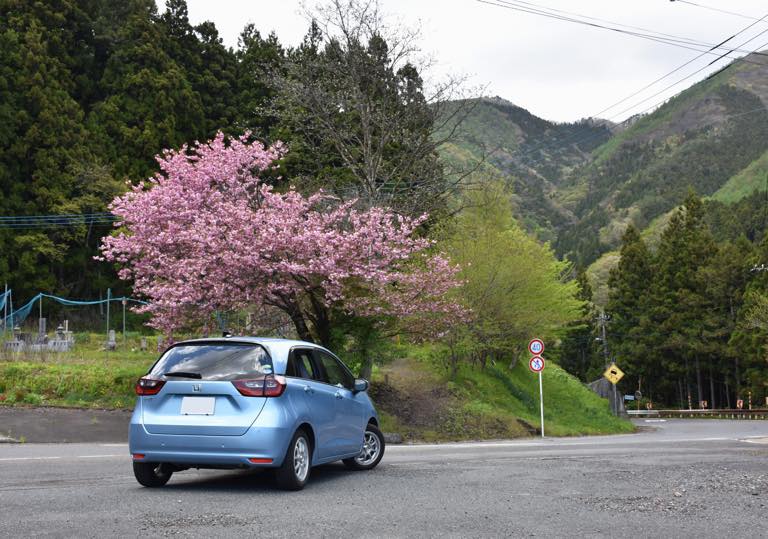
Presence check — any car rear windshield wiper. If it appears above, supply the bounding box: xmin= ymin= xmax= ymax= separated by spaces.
xmin=163 ymin=371 xmax=202 ymax=379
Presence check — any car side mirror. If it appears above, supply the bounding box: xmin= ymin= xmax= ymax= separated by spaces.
xmin=353 ymin=378 xmax=369 ymax=393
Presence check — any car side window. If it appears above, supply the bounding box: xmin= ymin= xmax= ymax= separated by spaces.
xmin=287 ymin=349 xmax=318 ymax=381
xmin=315 ymin=350 xmax=354 ymax=390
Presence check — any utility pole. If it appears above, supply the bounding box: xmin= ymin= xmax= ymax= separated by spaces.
xmin=596 ymin=311 xmax=611 ymax=368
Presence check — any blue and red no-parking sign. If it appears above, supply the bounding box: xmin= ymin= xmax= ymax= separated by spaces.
xmin=529 ymin=355 xmax=545 ymax=373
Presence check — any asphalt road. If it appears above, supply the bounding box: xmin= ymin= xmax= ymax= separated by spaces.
xmin=1 ymin=420 xmax=767 ymax=538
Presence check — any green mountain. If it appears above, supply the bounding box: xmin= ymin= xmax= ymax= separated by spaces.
xmin=446 ymin=53 xmax=768 ymax=266
xmin=441 ymin=97 xmax=612 ymax=242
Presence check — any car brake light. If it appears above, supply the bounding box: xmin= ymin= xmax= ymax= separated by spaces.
xmin=232 ymin=375 xmax=286 ymax=397
xmin=248 ymin=458 xmax=273 ymax=464
xmin=135 ymin=377 xmax=165 ymax=396
xmin=133 ymin=453 xmax=145 ymax=460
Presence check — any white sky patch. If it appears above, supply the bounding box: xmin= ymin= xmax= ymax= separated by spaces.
xmin=159 ymin=0 xmax=768 ymax=122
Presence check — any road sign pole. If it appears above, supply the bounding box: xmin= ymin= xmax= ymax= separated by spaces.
xmin=613 ymin=380 xmax=618 ymax=416
xmin=539 ymin=370 xmax=545 ymax=438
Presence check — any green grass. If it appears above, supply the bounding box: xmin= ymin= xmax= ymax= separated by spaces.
xmin=452 ymin=360 xmax=633 ymax=437
xmin=372 ymin=345 xmax=633 ymax=440
xmin=0 ymin=333 xmax=159 ymax=408
xmin=710 ymin=148 xmax=768 ymax=203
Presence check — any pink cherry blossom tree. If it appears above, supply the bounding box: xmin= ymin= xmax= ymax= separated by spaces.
xmin=99 ymin=132 xmax=466 ymax=348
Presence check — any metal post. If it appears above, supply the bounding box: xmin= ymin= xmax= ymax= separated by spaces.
xmin=122 ymin=299 xmax=126 ymax=346
xmin=539 ymin=371 xmax=545 ymax=438
xmin=613 ymin=382 xmax=618 ymax=416
xmin=106 ymin=288 xmax=111 ymax=348
xmin=2 ymin=283 xmax=7 ymax=341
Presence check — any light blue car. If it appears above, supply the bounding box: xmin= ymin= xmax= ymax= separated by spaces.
xmin=129 ymin=337 xmax=384 ymax=490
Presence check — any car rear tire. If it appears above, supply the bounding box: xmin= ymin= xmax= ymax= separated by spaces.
xmin=343 ymin=423 xmax=385 ymax=471
xmin=275 ymin=429 xmax=311 ymax=491
xmin=133 ymin=462 xmax=173 ymax=487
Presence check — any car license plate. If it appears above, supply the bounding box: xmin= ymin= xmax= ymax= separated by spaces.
xmin=180 ymin=396 xmax=215 ymax=415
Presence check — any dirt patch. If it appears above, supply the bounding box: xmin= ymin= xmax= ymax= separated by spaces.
xmin=371 ymin=358 xmax=531 ymax=442
xmin=370 ymin=380 xmax=455 ymax=431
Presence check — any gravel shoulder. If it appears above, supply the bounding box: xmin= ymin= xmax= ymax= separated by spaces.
xmin=0 ymin=406 xmax=131 ymax=443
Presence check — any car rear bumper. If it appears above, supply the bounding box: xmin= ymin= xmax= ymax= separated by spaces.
xmin=129 ymin=423 xmax=291 ymax=467
xmin=128 ymin=401 xmax=293 ymax=468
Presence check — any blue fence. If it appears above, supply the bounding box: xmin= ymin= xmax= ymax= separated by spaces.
xmin=1 ymin=288 xmax=147 ymax=330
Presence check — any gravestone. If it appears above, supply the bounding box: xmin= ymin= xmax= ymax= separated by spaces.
xmin=106 ymin=330 xmax=116 ymax=351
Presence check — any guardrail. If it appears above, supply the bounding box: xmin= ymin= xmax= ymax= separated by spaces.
xmin=628 ymin=409 xmax=768 ymax=419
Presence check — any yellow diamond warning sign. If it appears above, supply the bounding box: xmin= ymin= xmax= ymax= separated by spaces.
xmin=603 ymin=363 xmax=624 ymax=385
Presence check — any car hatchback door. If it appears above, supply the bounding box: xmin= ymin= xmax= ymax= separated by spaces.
xmin=140 ymin=342 xmax=272 ymax=436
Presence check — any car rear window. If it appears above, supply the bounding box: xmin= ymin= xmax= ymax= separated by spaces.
xmin=149 ymin=343 xmax=273 ymax=381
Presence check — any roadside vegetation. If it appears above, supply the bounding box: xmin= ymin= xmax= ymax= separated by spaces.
xmin=0 ymin=335 xmax=632 ymax=439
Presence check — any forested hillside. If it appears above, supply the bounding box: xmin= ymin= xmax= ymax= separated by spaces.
xmin=557 ymin=53 xmax=768 ymax=264
xmin=0 ymin=0 xmax=284 ymax=299
xmin=444 ymin=53 xmax=768 ymax=409
xmin=440 ymin=97 xmax=612 ymax=241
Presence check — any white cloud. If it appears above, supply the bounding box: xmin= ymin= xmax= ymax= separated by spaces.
xmin=166 ymin=0 xmax=768 ymax=122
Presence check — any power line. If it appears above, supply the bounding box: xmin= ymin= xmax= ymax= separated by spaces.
xmin=477 ymin=0 xmax=768 ymax=61
xmin=0 ymin=213 xmax=118 ymax=229
xmin=486 ymin=13 xmax=768 ymax=173
xmin=471 ymin=1 xmax=768 ymax=168
xmin=0 ymin=212 xmax=114 ymax=220
xmin=593 ymin=11 xmax=768 ymax=119
xmin=506 ymin=0 xmax=715 ymax=49
xmin=608 ymin=30 xmax=768 ymax=121
xmin=669 ymin=0 xmax=765 ymax=22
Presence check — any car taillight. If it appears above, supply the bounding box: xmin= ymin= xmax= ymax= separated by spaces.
xmin=232 ymin=375 xmax=286 ymax=397
xmin=135 ymin=377 xmax=165 ymax=396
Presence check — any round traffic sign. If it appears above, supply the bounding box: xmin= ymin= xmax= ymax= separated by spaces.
xmin=528 ymin=338 xmax=545 ymax=356
xmin=529 ymin=355 xmax=545 ymax=373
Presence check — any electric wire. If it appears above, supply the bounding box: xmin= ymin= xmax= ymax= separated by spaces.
xmin=477 ymin=0 xmax=768 ymax=61
xmin=0 ymin=213 xmax=119 ymax=229
xmin=670 ymin=0 xmax=765 ymax=22
xmin=593 ymin=10 xmax=768 ymax=119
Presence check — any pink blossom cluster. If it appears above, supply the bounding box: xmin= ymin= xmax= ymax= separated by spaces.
xmin=99 ymin=132 xmax=466 ymax=337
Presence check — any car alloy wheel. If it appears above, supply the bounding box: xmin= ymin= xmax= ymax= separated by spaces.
xmin=293 ymin=436 xmax=309 ymax=482
xmin=354 ymin=429 xmax=381 ymax=466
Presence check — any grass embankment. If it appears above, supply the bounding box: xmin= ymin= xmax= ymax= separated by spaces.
xmin=0 ymin=333 xmax=157 ymax=408
xmin=371 ymin=348 xmax=633 ymax=441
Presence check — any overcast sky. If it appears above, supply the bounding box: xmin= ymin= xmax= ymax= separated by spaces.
xmin=163 ymin=0 xmax=768 ymax=123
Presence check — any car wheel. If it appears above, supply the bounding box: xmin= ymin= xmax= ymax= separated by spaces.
xmin=133 ymin=461 xmax=173 ymax=487
xmin=275 ymin=429 xmax=311 ymax=490
xmin=343 ymin=423 xmax=385 ymax=471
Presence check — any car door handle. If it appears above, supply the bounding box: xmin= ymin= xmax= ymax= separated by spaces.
xmin=335 ymin=391 xmax=343 ymax=399
xmin=304 ymin=385 xmax=313 ymax=394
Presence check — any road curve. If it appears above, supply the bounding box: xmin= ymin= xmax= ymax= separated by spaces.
xmin=1 ymin=419 xmax=766 ymax=537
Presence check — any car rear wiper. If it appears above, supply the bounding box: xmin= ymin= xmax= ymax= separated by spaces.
xmin=163 ymin=371 xmax=202 ymax=379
